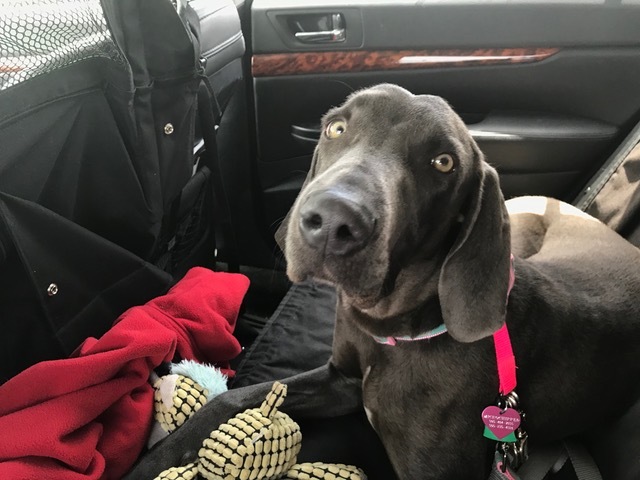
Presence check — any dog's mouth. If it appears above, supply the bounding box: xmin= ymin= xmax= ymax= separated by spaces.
xmin=302 ymin=269 xmax=384 ymax=310
xmin=286 ymin=232 xmax=389 ymax=309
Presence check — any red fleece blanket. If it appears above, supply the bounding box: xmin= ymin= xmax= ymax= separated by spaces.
xmin=0 ymin=267 xmax=249 ymax=480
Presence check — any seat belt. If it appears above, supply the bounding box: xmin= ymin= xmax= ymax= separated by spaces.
xmin=563 ymin=440 xmax=603 ymax=480
xmin=197 ymin=80 xmax=241 ymax=273
xmin=515 ymin=440 xmax=603 ymax=480
xmin=180 ymin=0 xmax=240 ymax=272
xmin=516 ymin=443 xmax=566 ymax=480
xmin=574 ymin=119 xmax=640 ymax=211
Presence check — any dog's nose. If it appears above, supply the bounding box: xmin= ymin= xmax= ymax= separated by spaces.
xmin=298 ymin=190 xmax=375 ymax=255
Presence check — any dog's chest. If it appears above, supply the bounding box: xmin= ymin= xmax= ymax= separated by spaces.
xmin=360 ymin=350 xmax=444 ymax=432
xmin=362 ymin=366 xmax=376 ymax=428
xmin=358 ymin=341 xmax=493 ymax=429
xmin=361 ymin=361 xmax=406 ymax=433
xmin=357 ymin=342 xmax=504 ymax=479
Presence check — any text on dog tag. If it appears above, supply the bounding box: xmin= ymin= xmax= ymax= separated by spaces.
xmin=482 ymin=406 xmax=521 ymax=443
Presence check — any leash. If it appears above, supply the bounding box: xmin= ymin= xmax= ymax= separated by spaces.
xmin=485 ymin=259 xmax=602 ymax=480
xmin=493 ymin=254 xmax=517 ymax=395
xmin=481 ymin=256 xmax=528 ymax=473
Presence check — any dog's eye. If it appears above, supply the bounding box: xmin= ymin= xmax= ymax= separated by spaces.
xmin=431 ymin=153 xmax=455 ymax=173
xmin=325 ymin=120 xmax=347 ymax=139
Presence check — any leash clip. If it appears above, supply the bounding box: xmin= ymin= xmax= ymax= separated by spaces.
xmin=499 ymin=444 xmax=509 ymax=473
xmin=499 ymin=391 xmax=529 ymax=471
xmin=498 ymin=391 xmax=520 ymax=412
xmin=499 ymin=428 xmax=529 ymax=470
xmin=490 ymin=390 xmax=529 ymax=472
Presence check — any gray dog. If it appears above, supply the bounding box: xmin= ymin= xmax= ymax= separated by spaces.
xmin=126 ymin=84 xmax=640 ymax=480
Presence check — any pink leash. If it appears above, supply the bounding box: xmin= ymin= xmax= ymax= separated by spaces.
xmin=493 ymin=254 xmax=517 ymax=395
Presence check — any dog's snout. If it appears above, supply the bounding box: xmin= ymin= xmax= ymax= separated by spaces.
xmin=299 ymin=191 xmax=375 ymax=256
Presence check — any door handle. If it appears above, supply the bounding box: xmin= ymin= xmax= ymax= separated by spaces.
xmin=294 ymin=13 xmax=345 ymax=44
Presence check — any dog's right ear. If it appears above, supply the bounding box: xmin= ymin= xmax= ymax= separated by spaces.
xmin=274 ymin=149 xmax=319 ymax=252
xmin=438 ymin=163 xmax=512 ymax=343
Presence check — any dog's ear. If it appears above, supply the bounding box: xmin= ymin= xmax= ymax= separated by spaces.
xmin=275 ymin=149 xmax=319 ymax=251
xmin=438 ymin=162 xmax=511 ymax=343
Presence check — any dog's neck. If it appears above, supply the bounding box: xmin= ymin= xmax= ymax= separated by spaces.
xmin=341 ymin=290 xmax=445 ymax=340
xmin=340 ymin=259 xmax=445 ymax=339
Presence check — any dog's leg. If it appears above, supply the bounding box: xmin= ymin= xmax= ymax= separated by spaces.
xmin=123 ymin=362 xmax=362 ymax=479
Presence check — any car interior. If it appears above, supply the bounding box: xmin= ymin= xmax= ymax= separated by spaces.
xmin=0 ymin=0 xmax=639 ymax=479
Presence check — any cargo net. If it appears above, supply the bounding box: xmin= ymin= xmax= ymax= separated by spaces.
xmin=0 ymin=0 xmax=126 ymax=90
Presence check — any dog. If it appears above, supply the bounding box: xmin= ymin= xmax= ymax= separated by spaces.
xmin=126 ymin=84 xmax=640 ymax=480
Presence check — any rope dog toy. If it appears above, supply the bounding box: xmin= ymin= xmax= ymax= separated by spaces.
xmin=152 ymin=380 xmax=366 ymax=480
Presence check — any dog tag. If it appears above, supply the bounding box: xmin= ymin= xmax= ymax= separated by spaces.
xmin=482 ymin=406 xmax=521 ymax=443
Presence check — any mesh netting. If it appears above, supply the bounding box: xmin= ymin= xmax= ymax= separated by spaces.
xmin=0 ymin=0 xmax=126 ymax=90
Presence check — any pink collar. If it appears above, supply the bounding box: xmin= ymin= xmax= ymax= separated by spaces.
xmin=372 ymin=255 xmax=518 ymax=394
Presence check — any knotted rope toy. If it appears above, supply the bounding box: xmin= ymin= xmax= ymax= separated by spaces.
xmin=149 ymin=361 xmax=229 ymax=449
xmin=154 ymin=374 xmax=209 ymax=434
xmin=153 ymin=380 xmax=367 ymax=480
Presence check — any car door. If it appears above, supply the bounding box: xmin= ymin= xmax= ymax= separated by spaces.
xmin=225 ymin=0 xmax=640 ymax=269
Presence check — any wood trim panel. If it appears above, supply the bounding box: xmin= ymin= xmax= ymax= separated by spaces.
xmin=252 ymin=48 xmax=560 ymax=77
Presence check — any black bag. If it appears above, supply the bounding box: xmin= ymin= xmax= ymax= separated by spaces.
xmin=0 ymin=0 xmax=244 ymax=381
xmin=0 ymin=193 xmax=172 ymax=383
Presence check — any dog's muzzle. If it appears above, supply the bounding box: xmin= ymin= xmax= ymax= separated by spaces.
xmin=298 ymin=189 xmax=375 ymax=256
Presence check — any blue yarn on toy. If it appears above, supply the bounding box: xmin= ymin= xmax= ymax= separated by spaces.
xmin=170 ymin=360 xmax=228 ymax=401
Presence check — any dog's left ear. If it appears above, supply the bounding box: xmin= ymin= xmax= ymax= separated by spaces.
xmin=439 ymin=162 xmax=511 ymax=343
xmin=274 ymin=150 xmax=319 ymax=252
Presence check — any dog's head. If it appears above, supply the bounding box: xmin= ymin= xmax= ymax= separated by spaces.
xmin=276 ymin=84 xmax=511 ymax=342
